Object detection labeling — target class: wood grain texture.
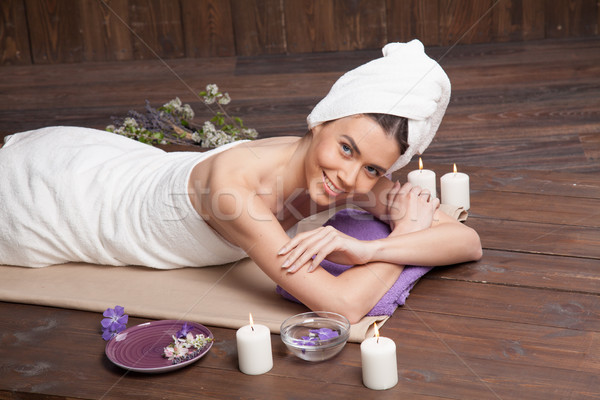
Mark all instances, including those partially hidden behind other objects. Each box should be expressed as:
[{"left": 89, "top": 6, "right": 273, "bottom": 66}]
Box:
[
  {"left": 439, "top": 0, "right": 494, "bottom": 45},
  {"left": 545, "top": 0, "right": 599, "bottom": 38},
  {"left": 332, "top": 0, "right": 387, "bottom": 51},
  {"left": 520, "top": 0, "right": 545, "bottom": 40},
  {"left": 25, "top": 0, "right": 84, "bottom": 64},
  {"left": 492, "top": 0, "right": 546, "bottom": 42},
  {"left": 428, "top": 249, "right": 600, "bottom": 294},
  {"left": 80, "top": 0, "right": 133, "bottom": 62},
  {"left": 386, "top": 0, "right": 440, "bottom": 45},
  {"left": 283, "top": 0, "right": 337, "bottom": 53},
  {"left": 0, "top": 0, "right": 32, "bottom": 65},
  {"left": 2, "top": 0, "right": 600, "bottom": 65},
  {"left": 180, "top": 0, "right": 236, "bottom": 57},
  {"left": 128, "top": 0, "right": 185, "bottom": 60},
  {"left": 2, "top": 300, "right": 599, "bottom": 399},
  {"left": 230, "top": 0, "right": 286, "bottom": 56},
  {"left": 285, "top": 0, "right": 371, "bottom": 54}
]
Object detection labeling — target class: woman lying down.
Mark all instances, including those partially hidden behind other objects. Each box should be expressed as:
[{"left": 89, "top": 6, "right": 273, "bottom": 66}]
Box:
[{"left": 0, "top": 40, "right": 481, "bottom": 324}]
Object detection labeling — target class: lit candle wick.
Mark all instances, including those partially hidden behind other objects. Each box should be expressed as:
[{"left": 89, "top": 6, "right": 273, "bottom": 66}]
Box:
[
  {"left": 249, "top": 312, "right": 255, "bottom": 331},
  {"left": 373, "top": 322, "right": 380, "bottom": 344}
]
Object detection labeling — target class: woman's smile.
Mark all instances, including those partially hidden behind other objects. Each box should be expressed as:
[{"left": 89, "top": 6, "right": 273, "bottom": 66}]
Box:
[{"left": 322, "top": 171, "right": 345, "bottom": 197}]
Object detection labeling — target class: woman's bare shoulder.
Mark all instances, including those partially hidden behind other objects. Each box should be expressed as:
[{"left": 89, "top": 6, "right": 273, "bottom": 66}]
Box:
[
  {"left": 208, "top": 136, "right": 300, "bottom": 178},
  {"left": 190, "top": 136, "right": 302, "bottom": 202}
]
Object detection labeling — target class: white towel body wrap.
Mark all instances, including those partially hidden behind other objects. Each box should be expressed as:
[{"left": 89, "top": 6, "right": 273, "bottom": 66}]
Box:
[{"left": 0, "top": 126, "right": 247, "bottom": 268}]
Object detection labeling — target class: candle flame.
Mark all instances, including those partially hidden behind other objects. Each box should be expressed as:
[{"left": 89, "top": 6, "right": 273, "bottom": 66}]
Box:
[
  {"left": 418, "top": 157, "right": 423, "bottom": 171},
  {"left": 453, "top": 163, "right": 457, "bottom": 174},
  {"left": 373, "top": 322, "right": 380, "bottom": 343},
  {"left": 249, "top": 312, "right": 254, "bottom": 331}
]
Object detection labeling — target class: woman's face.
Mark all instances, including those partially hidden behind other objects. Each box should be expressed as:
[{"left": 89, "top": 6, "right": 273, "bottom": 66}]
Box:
[{"left": 305, "top": 115, "right": 401, "bottom": 206}]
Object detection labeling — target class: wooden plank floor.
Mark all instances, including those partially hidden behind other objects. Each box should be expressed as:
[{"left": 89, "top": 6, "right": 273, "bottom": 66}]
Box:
[{"left": 0, "top": 37, "right": 599, "bottom": 399}]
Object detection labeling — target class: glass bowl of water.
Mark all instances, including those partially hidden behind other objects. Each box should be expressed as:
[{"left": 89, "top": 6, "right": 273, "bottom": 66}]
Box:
[{"left": 280, "top": 311, "right": 350, "bottom": 362}]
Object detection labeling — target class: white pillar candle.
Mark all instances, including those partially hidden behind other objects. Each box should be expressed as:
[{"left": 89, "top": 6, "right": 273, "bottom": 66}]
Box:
[
  {"left": 360, "top": 323, "right": 398, "bottom": 390},
  {"left": 440, "top": 163, "right": 470, "bottom": 210},
  {"left": 236, "top": 313, "right": 273, "bottom": 375},
  {"left": 407, "top": 157, "right": 436, "bottom": 197}
]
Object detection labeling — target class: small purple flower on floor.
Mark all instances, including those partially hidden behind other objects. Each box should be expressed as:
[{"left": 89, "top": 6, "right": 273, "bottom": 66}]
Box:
[{"left": 100, "top": 305, "right": 129, "bottom": 341}]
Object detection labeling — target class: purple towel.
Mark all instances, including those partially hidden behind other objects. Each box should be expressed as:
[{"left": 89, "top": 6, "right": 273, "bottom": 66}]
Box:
[{"left": 276, "top": 208, "right": 431, "bottom": 316}]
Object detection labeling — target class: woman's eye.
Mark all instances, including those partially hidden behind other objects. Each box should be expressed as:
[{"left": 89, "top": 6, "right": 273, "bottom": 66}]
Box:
[
  {"left": 341, "top": 143, "right": 352, "bottom": 155},
  {"left": 366, "top": 166, "right": 380, "bottom": 177}
]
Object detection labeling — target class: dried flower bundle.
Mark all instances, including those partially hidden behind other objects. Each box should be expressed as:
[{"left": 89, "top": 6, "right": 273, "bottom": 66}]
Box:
[{"left": 106, "top": 84, "right": 258, "bottom": 147}]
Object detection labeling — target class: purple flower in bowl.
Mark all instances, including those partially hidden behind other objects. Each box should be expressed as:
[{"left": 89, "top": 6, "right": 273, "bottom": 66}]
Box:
[{"left": 281, "top": 312, "right": 349, "bottom": 361}]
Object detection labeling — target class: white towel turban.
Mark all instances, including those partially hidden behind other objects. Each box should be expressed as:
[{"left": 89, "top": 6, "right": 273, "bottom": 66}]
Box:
[{"left": 307, "top": 39, "right": 451, "bottom": 173}]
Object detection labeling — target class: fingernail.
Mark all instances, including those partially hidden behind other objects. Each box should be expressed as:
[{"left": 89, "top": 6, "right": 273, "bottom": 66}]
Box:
[
  {"left": 277, "top": 247, "right": 287, "bottom": 255},
  {"left": 307, "top": 263, "right": 316, "bottom": 273},
  {"left": 281, "top": 259, "right": 290, "bottom": 269},
  {"left": 287, "top": 264, "right": 297, "bottom": 272}
]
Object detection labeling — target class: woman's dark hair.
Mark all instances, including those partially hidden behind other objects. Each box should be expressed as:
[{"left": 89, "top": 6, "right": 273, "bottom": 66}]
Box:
[
  {"left": 306, "top": 113, "right": 409, "bottom": 156},
  {"left": 364, "top": 113, "right": 409, "bottom": 156}
]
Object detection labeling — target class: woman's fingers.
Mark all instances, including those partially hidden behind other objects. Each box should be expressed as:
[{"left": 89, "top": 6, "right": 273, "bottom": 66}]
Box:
[
  {"left": 307, "top": 230, "right": 352, "bottom": 272},
  {"left": 386, "top": 181, "right": 401, "bottom": 204},
  {"left": 287, "top": 260, "right": 313, "bottom": 273},
  {"left": 280, "top": 225, "right": 368, "bottom": 274},
  {"left": 280, "top": 226, "right": 337, "bottom": 273},
  {"left": 389, "top": 182, "right": 440, "bottom": 235},
  {"left": 386, "top": 181, "right": 414, "bottom": 228},
  {"left": 388, "top": 182, "right": 412, "bottom": 207},
  {"left": 277, "top": 227, "right": 322, "bottom": 256}
]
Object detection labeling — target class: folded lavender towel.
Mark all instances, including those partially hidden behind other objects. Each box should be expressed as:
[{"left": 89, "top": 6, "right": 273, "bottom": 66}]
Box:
[{"left": 276, "top": 208, "right": 431, "bottom": 316}]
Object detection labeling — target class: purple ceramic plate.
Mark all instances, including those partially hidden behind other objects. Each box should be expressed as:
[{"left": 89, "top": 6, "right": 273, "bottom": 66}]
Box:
[{"left": 105, "top": 320, "right": 213, "bottom": 373}]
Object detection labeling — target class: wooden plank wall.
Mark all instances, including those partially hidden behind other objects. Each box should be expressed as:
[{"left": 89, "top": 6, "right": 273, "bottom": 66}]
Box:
[{"left": 1, "top": 0, "right": 599, "bottom": 66}]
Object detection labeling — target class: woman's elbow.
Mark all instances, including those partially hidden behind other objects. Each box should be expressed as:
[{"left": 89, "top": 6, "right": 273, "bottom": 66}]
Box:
[
  {"left": 303, "top": 290, "right": 366, "bottom": 325},
  {"left": 343, "top": 309, "right": 365, "bottom": 325},
  {"left": 453, "top": 224, "right": 482, "bottom": 263},
  {"left": 338, "top": 309, "right": 364, "bottom": 325},
  {"left": 472, "top": 244, "right": 483, "bottom": 261},
  {"left": 468, "top": 229, "right": 483, "bottom": 261},
  {"left": 336, "top": 293, "right": 371, "bottom": 325}
]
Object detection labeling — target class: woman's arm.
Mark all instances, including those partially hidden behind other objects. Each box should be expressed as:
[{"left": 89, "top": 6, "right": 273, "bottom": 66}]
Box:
[
  {"left": 199, "top": 183, "right": 403, "bottom": 324},
  {"left": 379, "top": 181, "right": 482, "bottom": 265},
  {"left": 279, "top": 181, "right": 482, "bottom": 273},
  {"left": 371, "top": 180, "right": 482, "bottom": 265},
  {"left": 370, "top": 212, "right": 482, "bottom": 266}
]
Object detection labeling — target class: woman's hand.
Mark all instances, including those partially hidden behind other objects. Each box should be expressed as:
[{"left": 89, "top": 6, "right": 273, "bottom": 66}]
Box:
[
  {"left": 278, "top": 182, "right": 440, "bottom": 274},
  {"left": 278, "top": 226, "right": 375, "bottom": 274},
  {"left": 387, "top": 181, "right": 440, "bottom": 236}
]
